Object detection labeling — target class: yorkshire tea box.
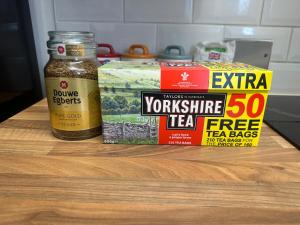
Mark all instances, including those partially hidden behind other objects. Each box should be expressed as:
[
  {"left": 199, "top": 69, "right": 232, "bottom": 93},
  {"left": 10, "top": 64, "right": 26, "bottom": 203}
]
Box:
[{"left": 98, "top": 61, "right": 272, "bottom": 146}]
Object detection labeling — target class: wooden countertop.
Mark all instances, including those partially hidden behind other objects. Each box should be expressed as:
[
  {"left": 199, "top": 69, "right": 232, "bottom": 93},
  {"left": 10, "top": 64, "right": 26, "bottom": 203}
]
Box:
[{"left": 0, "top": 99, "right": 299, "bottom": 224}]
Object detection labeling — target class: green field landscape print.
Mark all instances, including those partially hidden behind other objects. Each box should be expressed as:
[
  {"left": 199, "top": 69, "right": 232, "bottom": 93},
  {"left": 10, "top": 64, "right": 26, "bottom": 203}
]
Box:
[{"left": 98, "top": 61, "right": 160, "bottom": 144}]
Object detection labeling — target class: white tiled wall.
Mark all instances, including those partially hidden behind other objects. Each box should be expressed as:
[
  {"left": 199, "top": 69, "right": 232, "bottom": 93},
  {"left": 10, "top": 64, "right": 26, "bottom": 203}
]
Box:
[
  {"left": 193, "top": 0, "right": 264, "bottom": 25},
  {"left": 29, "top": 0, "right": 300, "bottom": 95},
  {"left": 90, "top": 23, "right": 157, "bottom": 53},
  {"left": 125, "top": 0, "right": 193, "bottom": 23},
  {"left": 224, "top": 26, "right": 292, "bottom": 61},
  {"left": 288, "top": 28, "right": 300, "bottom": 62},
  {"left": 269, "top": 63, "right": 300, "bottom": 95},
  {"left": 261, "top": 0, "right": 300, "bottom": 26},
  {"left": 157, "top": 24, "right": 224, "bottom": 53},
  {"left": 55, "top": 0, "right": 123, "bottom": 22}
]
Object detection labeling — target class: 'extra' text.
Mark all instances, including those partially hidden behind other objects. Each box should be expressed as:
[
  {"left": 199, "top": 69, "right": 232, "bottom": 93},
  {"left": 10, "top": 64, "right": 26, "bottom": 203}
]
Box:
[{"left": 212, "top": 72, "right": 267, "bottom": 89}]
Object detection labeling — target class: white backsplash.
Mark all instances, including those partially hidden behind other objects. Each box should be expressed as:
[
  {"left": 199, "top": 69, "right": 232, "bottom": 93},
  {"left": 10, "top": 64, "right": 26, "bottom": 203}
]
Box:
[
  {"left": 288, "top": 28, "right": 300, "bottom": 62},
  {"left": 55, "top": 0, "right": 123, "bottom": 22},
  {"left": 90, "top": 23, "right": 157, "bottom": 53},
  {"left": 193, "top": 0, "right": 264, "bottom": 25},
  {"left": 29, "top": 0, "right": 300, "bottom": 95},
  {"left": 261, "top": 0, "right": 300, "bottom": 26},
  {"left": 224, "top": 26, "right": 292, "bottom": 61},
  {"left": 125, "top": 0, "right": 193, "bottom": 23},
  {"left": 157, "top": 24, "right": 224, "bottom": 53}
]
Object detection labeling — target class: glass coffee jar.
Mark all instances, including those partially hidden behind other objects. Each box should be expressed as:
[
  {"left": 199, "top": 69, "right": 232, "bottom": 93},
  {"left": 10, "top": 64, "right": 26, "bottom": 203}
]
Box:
[{"left": 45, "top": 31, "right": 101, "bottom": 140}]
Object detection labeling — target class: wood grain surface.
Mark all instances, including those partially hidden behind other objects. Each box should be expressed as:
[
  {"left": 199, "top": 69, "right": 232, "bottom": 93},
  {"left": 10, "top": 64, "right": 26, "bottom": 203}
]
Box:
[{"left": 0, "top": 99, "right": 299, "bottom": 225}]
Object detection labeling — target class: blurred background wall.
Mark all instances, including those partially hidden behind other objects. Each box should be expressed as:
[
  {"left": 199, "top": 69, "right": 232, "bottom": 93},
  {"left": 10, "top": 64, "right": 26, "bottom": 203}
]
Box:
[{"left": 29, "top": 0, "right": 300, "bottom": 95}]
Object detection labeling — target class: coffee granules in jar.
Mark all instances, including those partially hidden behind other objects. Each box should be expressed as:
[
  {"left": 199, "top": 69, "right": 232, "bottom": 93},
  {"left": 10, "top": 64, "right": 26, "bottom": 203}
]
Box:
[{"left": 44, "top": 31, "right": 101, "bottom": 140}]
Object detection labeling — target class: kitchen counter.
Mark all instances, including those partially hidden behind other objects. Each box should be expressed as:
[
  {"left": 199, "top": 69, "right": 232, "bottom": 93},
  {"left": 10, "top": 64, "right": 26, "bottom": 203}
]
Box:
[{"left": 0, "top": 99, "right": 299, "bottom": 224}]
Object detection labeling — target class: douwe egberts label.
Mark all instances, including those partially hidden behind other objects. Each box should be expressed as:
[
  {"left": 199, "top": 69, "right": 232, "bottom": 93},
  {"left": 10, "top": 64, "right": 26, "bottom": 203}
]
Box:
[{"left": 46, "top": 77, "right": 101, "bottom": 131}]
